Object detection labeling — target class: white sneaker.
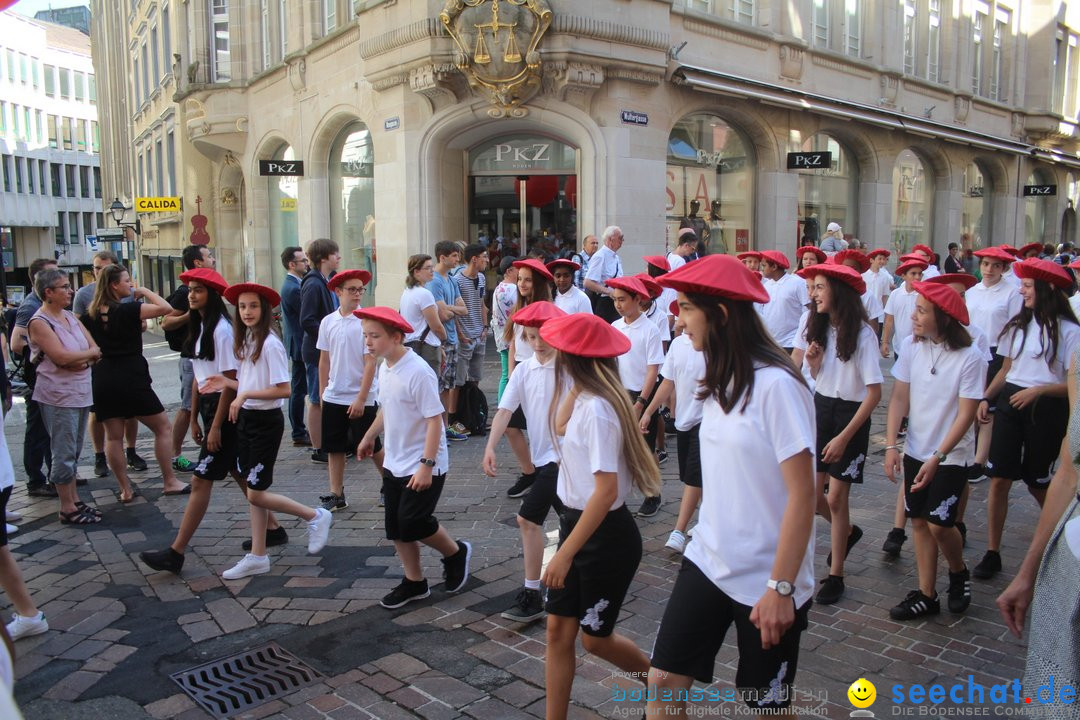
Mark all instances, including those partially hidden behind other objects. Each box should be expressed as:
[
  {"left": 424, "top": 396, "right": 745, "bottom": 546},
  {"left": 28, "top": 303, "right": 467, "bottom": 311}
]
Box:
[
  {"left": 5, "top": 524, "right": 16, "bottom": 536},
  {"left": 6, "top": 511, "right": 21, "bottom": 523},
  {"left": 222, "top": 554, "right": 270, "bottom": 580},
  {"left": 6, "top": 612, "right": 48, "bottom": 640},
  {"left": 665, "top": 530, "right": 687, "bottom": 553},
  {"left": 307, "top": 507, "right": 332, "bottom": 554}
]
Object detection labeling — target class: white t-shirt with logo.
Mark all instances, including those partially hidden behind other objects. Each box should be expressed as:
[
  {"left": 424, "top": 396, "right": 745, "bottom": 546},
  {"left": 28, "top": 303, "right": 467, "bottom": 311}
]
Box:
[
  {"left": 760, "top": 273, "right": 810, "bottom": 347},
  {"left": 498, "top": 354, "right": 560, "bottom": 466},
  {"left": 1001, "top": 318, "right": 1080, "bottom": 388},
  {"left": 892, "top": 336, "right": 986, "bottom": 465},
  {"left": 316, "top": 310, "right": 378, "bottom": 407},
  {"left": 400, "top": 286, "right": 441, "bottom": 347},
  {"left": 557, "top": 393, "right": 632, "bottom": 511},
  {"left": 612, "top": 314, "right": 664, "bottom": 393},
  {"left": 238, "top": 333, "right": 291, "bottom": 410},
  {"left": 966, "top": 280, "right": 1023, "bottom": 349},
  {"left": 884, "top": 285, "right": 919, "bottom": 348},
  {"left": 659, "top": 334, "right": 706, "bottom": 431},
  {"left": 685, "top": 366, "right": 817, "bottom": 607},
  {"left": 377, "top": 349, "right": 449, "bottom": 476},
  {"left": 193, "top": 319, "right": 238, "bottom": 389},
  {"left": 553, "top": 286, "right": 593, "bottom": 315},
  {"left": 810, "top": 323, "right": 883, "bottom": 402}
]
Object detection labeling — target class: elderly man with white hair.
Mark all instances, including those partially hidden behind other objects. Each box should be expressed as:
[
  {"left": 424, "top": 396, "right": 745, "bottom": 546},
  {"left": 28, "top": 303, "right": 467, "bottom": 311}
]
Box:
[{"left": 583, "top": 225, "right": 626, "bottom": 322}]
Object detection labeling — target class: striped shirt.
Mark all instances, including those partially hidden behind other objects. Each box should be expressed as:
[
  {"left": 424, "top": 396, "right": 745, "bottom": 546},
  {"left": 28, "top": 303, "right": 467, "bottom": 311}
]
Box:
[{"left": 455, "top": 270, "right": 487, "bottom": 340}]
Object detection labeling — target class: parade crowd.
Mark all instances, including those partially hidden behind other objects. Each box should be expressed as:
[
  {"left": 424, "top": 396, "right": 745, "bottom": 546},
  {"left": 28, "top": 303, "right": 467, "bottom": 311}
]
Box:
[{"left": 0, "top": 226, "right": 1077, "bottom": 720}]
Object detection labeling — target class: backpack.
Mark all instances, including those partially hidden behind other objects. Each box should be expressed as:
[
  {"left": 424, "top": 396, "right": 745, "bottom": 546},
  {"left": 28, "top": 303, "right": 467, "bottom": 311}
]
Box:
[
  {"left": 163, "top": 286, "right": 189, "bottom": 352},
  {"left": 456, "top": 382, "right": 489, "bottom": 436}
]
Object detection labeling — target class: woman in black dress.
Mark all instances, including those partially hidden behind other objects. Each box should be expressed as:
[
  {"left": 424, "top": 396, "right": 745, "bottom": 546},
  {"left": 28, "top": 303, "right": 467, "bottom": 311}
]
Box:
[{"left": 82, "top": 265, "right": 189, "bottom": 501}]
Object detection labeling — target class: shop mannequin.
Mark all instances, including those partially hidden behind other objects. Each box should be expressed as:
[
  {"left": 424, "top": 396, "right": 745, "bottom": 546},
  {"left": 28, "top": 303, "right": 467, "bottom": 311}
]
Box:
[
  {"left": 708, "top": 200, "right": 725, "bottom": 255},
  {"left": 680, "top": 200, "right": 709, "bottom": 258}
]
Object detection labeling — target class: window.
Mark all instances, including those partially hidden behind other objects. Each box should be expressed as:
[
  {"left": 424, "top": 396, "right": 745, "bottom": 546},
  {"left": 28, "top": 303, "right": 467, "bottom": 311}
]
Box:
[
  {"left": 961, "top": 162, "right": 991, "bottom": 250},
  {"left": 55, "top": 212, "right": 63, "bottom": 244},
  {"left": 162, "top": 8, "right": 171, "bottom": 74},
  {"left": 141, "top": 42, "right": 149, "bottom": 98},
  {"left": 990, "top": 6, "right": 1010, "bottom": 101},
  {"left": 88, "top": 74, "right": 96, "bottom": 104},
  {"left": 10, "top": 105, "right": 16, "bottom": 139},
  {"left": 927, "top": 0, "right": 941, "bottom": 82},
  {"left": 155, "top": 139, "right": 164, "bottom": 197},
  {"left": 730, "top": 0, "right": 754, "bottom": 24},
  {"left": 47, "top": 115, "right": 58, "bottom": 149},
  {"left": 67, "top": 211, "right": 77, "bottom": 242},
  {"left": 151, "top": 25, "right": 160, "bottom": 82},
  {"left": 22, "top": 107, "right": 30, "bottom": 142},
  {"left": 96, "top": 212, "right": 104, "bottom": 229},
  {"left": 74, "top": 71, "right": 85, "bottom": 102},
  {"left": 845, "top": 0, "right": 860, "bottom": 57},
  {"left": 147, "top": 146, "right": 154, "bottom": 195},
  {"left": 812, "top": 0, "right": 828, "bottom": 49},
  {"left": 892, "top": 149, "right": 934, "bottom": 254},
  {"left": 31, "top": 58, "right": 38, "bottom": 89},
  {"left": 65, "top": 164, "right": 75, "bottom": 197},
  {"left": 14, "top": 158, "right": 22, "bottom": 193},
  {"left": 795, "top": 133, "right": 859, "bottom": 247},
  {"left": 39, "top": 160, "right": 47, "bottom": 195},
  {"left": 83, "top": 212, "right": 93, "bottom": 241},
  {"left": 0, "top": 101, "right": 5, "bottom": 134},
  {"left": 80, "top": 166, "right": 90, "bottom": 198},
  {"left": 279, "top": 0, "right": 288, "bottom": 57},
  {"left": 973, "top": 2, "right": 987, "bottom": 95},
  {"left": 59, "top": 68, "right": 71, "bottom": 99},
  {"left": 137, "top": 153, "right": 145, "bottom": 196},
  {"left": 1025, "top": 170, "right": 1054, "bottom": 245},
  {"left": 903, "top": 0, "right": 917, "bottom": 75},
  {"left": 324, "top": 0, "right": 336, "bottom": 34},
  {"left": 166, "top": 130, "right": 176, "bottom": 194},
  {"left": 35, "top": 111, "right": 42, "bottom": 144},
  {"left": 62, "top": 117, "right": 73, "bottom": 150},
  {"left": 261, "top": 0, "right": 270, "bottom": 71},
  {"left": 5, "top": 50, "right": 13, "bottom": 82},
  {"left": 93, "top": 166, "right": 101, "bottom": 199},
  {"left": 329, "top": 123, "right": 379, "bottom": 299},
  {"left": 211, "top": 0, "right": 231, "bottom": 82},
  {"left": 0, "top": 156, "right": 9, "bottom": 193},
  {"left": 50, "top": 162, "right": 61, "bottom": 196},
  {"left": 133, "top": 57, "right": 140, "bottom": 103},
  {"left": 91, "top": 121, "right": 99, "bottom": 153},
  {"left": 27, "top": 160, "right": 35, "bottom": 194},
  {"left": 19, "top": 54, "right": 27, "bottom": 84},
  {"left": 77, "top": 119, "right": 87, "bottom": 150},
  {"left": 44, "top": 64, "right": 55, "bottom": 96}
]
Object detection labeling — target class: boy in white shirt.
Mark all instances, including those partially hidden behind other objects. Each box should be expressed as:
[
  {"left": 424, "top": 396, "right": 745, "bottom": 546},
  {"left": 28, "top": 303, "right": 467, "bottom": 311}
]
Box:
[
  {"left": 881, "top": 259, "right": 928, "bottom": 359},
  {"left": 317, "top": 270, "right": 384, "bottom": 512},
  {"left": 864, "top": 249, "right": 895, "bottom": 309}
]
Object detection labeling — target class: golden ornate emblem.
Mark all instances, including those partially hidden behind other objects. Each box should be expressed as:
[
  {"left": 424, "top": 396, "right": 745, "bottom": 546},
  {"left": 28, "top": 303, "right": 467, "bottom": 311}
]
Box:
[{"left": 440, "top": 0, "right": 553, "bottom": 116}]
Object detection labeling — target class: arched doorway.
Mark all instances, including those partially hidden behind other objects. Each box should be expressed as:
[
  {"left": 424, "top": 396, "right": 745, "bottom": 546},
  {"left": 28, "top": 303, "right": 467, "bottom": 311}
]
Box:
[
  {"left": 267, "top": 143, "right": 299, "bottom": 290},
  {"left": 961, "top": 161, "right": 992, "bottom": 250},
  {"left": 329, "top": 121, "right": 377, "bottom": 304},
  {"left": 467, "top": 133, "right": 578, "bottom": 259},
  {"left": 1025, "top": 168, "right": 1055, "bottom": 246},
  {"left": 795, "top": 133, "right": 859, "bottom": 247},
  {"left": 891, "top": 148, "right": 934, "bottom": 255}
]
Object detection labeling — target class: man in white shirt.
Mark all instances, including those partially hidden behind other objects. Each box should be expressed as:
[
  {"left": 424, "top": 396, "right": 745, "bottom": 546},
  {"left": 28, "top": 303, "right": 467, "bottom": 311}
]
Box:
[
  {"left": 758, "top": 250, "right": 809, "bottom": 351},
  {"left": 583, "top": 225, "right": 625, "bottom": 323},
  {"left": 666, "top": 229, "right": 697, "bottom": 271}
]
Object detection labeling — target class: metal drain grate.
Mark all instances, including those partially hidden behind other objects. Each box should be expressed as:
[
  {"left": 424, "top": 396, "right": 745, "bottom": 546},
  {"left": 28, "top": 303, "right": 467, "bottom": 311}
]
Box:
[{"left": 171, "top": 642, "right": 324, "bottom": 718}]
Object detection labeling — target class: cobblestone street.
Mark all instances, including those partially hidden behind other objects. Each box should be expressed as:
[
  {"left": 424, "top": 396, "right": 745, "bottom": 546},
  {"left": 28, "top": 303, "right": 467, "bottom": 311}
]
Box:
[{"left": 3, "top": 337, "right": 1038, "bottom": 719}]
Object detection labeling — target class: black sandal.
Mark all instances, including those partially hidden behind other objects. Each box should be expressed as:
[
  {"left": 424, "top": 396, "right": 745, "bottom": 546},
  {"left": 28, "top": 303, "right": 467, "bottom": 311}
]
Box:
[
  {"left": 75, "top": 502, "right": 102, "bottom": 517},
  {"left": 59, "top": 507, "right": 103, "bottom": 525}
]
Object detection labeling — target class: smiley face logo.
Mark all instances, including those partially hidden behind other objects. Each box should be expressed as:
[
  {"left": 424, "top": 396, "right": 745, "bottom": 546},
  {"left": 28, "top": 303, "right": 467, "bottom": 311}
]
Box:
[{"left": 848, "top": 678, "right": 876, "bottom": 708}]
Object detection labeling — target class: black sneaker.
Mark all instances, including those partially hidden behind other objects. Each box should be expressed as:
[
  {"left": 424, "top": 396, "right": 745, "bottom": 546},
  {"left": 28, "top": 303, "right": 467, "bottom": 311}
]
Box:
[
  {"left": 126, "top": 449, "right": 148, "bottom": 471},
  {"left": 636, "top": 496, "right": 662, "bottom": 518},
  {"left": 501, "top": 588, "right": 545, "bottom": 623},
  {"left": 94, "top": 452, "right": 110, "bottom": 478},
  {"left": 507, "top": 473, "right": 535, "bottom": 498},
  {"left": 890, "top": 589, "right": 940, "bottom": 620},
  {"left": 973, "top": 550, "right": 1001, "bottom": 579},
  {"left": 956, "top": 521, "right": 968, "bottom": 548},
  {"left": 947, "top": 567, "right": 972, "bottom": 613},
  {"left": 656, "top": 450, "right": 668, "bottom": 466},
  {"left": 380, "top": 579, "right": 430, "bottom": 609},
  {"left": 242, "top": 527, "right": 289, "bottom": 551},
  {"left": 310, "top": 449, "right": 328, "bottom": 464},
  {"left": 442, "top": 540, "right": 472, "bottom": 593},
  {"left": 26, "top": 483, "right": 58, "bottom": 498},
  {"left": 882, "top": 528, "right": 906, "bottom": 558},
  {"left": 320, "top": 494, "right": 348, "bottom": 512},
  {"left": 139, "top": 548, "right": 184, "bottom": 574},
  {"left": 75, "top": 477, "right": 88, "bottom": 487},
  {"left": 815, "top": 575, "right": 845, "bottom": 605},
  {"left": 826, "top": 524, "right": 863, "bottom": 566}
]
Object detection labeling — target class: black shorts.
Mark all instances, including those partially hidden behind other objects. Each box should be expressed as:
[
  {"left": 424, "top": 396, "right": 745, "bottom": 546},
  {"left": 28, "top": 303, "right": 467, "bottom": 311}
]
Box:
[
  {"left": 321, "top": 401, "right": 382, "bottom": 455},
  {"left": 507, "top": 405, "right": 527, "bottom": 430},
  {"left": 985, "top": 350, "right": 1005, "bottom": 410},
  {"left": 193, "top": 393, "right": 239, "bottom": 482},
  {"left": 382, "top": 470, "right": 447, "bottom": 543},
  {"left": 676, "top": 425, "right": 702, "bottom": 488},
  {"left": 626, "top": 387, "right": 659, "bottom": 450},
  {"left": 902, "top": 455, "right": 967, "bottom": 527},
  {"left": 518, "top": 462, "right": 563, "bottom": 526},
  {"left": 0, "top": 487, "right": 11, "bottom": 547},
  {"left": 814, "top": 393, "right": 871, "bottom": 484},
  {"left": 236, "top": 408, "right": 284, "bottom": 492},
  {"left": 545, "top": 505, "right": 641, "bottom": 638},
  {"left": 989, "top": 383, "right": 1067, "bottom": 488},
  {"left": 650, "top": 558, "right": 811, "bottom": 709}
]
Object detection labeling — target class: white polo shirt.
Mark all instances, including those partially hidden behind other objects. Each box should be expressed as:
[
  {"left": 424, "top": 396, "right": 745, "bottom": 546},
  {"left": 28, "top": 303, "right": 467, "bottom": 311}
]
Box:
[
  {"left": 660, "top": 334, "right": 705, "bottom": 430},
  {"left": 922, "top": 265, "right": 941, "bottom": 280},
  {"left": 759, "top": 273, "right": 810, "bottom": 347},
  {"left": 316, "top": 310, "right": 378, "bottom": 407},
  {"left": 556, "top": 393, "right": 632, "bottom": 511},
  {"left": 862, "top": 268, "right": 894, "bottom": 301},
  {"left": 862, "top": 290, "right": 884, "bottom": 323},
  {"left": 400, "top": 286, "right": 441, "bottom": 347},
  {"left": 1002, "top": 267, "right": 1021, "bottom": 288},
  {"left": 553, "top": 286, "right": 593, "bottom": 315},
  {"left": 667, "top": 252, "right": 687, "bottom": 271},
  {"left": 611, "top": 314, "right": 664, "bottom": 393},
  {"left": 884, "top": 285, "right": 919, "bottom": 348},
  {"left": 892, "top": 335, "right": 986, "bottom": 465},
  {"left": 810, "top": 323, "right": 883, "bottom": 402},
  {"left": 658, "top": 287, "right": 679, "bottom": 317},
  {"left": 193, "top": 319, "right": 238, "bottom": 389},
  {"left": 377, "top": 349, "right": 449, "bottom": 476},
  {"left": 966, "top": 280, "right": 1023, "bottom": 349},
  {"left": 498, "top": 354, "right": 561, "bottom": 466},
  {"left": 513, "top": 321, "right": 534, "bottom": 362},
  {"left": 238, "top": 334, "right": 290, "bottom": 410},
  {"left": 645, "top": 302, "right": 671, "bottom": 343},
  {"left": 1001, "top": 318, "right": 1080, "bottom": 388},
  {"left": 685, "top": 366, "right": 817, "bottom": 607}
]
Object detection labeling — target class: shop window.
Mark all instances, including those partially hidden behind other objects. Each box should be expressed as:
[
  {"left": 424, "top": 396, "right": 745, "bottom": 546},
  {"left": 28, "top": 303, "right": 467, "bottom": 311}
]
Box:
[
  {"left": 329, "top": 122, "right": 376, "bottom": 302},
  {"left": 795, "top": 133, "right": 858, "bottom": 247},
  {"left": 961, "top": 162, "right": 992, "bottom": 250},
  {"left": 1025, "top": 169, "right": 1054, "bottom": 247},
  {"left": 267, "top": 143, "right": 300, "bottom": 291},
  {"left": 891, "top": 148, "right": 934, "bottom": 255}
]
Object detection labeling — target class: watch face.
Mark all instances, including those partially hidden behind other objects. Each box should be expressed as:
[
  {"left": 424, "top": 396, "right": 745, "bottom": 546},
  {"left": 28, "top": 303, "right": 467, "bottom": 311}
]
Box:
[{"left": 776, "top": 581, "right": 793, "bottom": 596}]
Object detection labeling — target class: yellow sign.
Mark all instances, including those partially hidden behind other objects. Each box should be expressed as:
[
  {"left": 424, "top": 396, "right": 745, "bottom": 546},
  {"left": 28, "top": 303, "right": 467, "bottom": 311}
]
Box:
[
  {"left": 280, "top": 197, "right": 297, "bottom": 211},
  {"left": 135, "top": 197, "right": 182, "bottom": 213}
]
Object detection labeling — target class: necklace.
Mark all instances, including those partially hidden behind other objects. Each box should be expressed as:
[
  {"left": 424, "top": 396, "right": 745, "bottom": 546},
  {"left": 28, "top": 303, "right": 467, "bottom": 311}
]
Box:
[{"left": 928, "top": 342, "right": 942, "bottom": 375}]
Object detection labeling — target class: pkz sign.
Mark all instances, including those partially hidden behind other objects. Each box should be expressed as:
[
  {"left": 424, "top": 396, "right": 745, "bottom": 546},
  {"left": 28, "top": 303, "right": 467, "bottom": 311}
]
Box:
[
  {"left": 1023, "top": 185, "right": 1057, "bottom": 197},
  {"left": 259, "top": 160, "right": 305, "bottom": 177},
  {"left": 787, "top": 152, "right": 833, "bottom": 170}
]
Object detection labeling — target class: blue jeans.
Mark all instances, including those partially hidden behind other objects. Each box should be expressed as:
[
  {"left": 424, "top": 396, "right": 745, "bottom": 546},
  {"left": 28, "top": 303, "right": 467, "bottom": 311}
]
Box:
[
  {"left": 289, "top": 358, "right": 308, "bottom": 439},
  {"left": 23, "top": 397, "right": 52, "bottom": 487}
]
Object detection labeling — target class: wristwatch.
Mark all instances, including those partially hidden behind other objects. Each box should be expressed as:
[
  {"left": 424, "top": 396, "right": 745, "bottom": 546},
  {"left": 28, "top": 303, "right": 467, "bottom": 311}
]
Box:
[
  {"left": 767, "top": 579, "right": 794, "bottom": 597},
  {"left": 932, "top": 450, "right": 948, "bottom": 463},
  {"left": 418, "top": 457, "right": 436, "bottom": 468}
]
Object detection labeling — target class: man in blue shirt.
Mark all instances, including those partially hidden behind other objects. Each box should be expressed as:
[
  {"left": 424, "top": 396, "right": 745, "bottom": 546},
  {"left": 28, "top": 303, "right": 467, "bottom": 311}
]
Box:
[{"left": 427, "top": 241, "right": 469, "bottom": 441}]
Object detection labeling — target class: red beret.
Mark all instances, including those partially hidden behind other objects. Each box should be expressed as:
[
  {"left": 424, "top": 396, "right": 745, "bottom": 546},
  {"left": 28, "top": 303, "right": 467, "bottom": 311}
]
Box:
[
  {"left": 1069, "top": 258, "right": 1080, "bottom": 270},
  {"left": 1012, "top": 258, "right": 1074, "bottom": 290},
  {"left": 607, "top": 275, "right": 651, "bottom": 299},
  {"left": 633, "top": 273, "right": 664, "bottom": 299},
  {"left": 796, "top": 263, "right": 867, "bottom": 295},
  {"left": 328, "top": 269, "right": 372, "bottom": 291},
  {"left": 179, "top": 268, "right": 228, "bottom": 296},
  {"left": 669, "top": 299, "right": 680, "bottom": 316},
  {"left": 912, "top": 244, "right": 934, "bottom": 257},
  {"left": 1018, "top": 242, "right": 1043, "bottom": 257},
  {"left": 540, "top": 312, "right": 631, "bottom": 359},
  {"left": 899, "top": 253, "right": 926, "bottom": 263},
  {"left": 973, "top": 247, "right": 1016, "bottom": 264},
  {"left": 510, "top": 300, "right": 566, "bottom": 328},
  {"left": 797, "top": 246, "right": 827, "bottom": 264},
  {"left": 737, "top": 251, "right": 763, "bottom": 261},
  {"left": 353, "top": 306, "right": 413, "bottom": 335},
  {"left": 832, "top": 250, "right": 870, "bottom": 273},
  {"left": 657, "top": 254, "right": 769, "bottom": 303},
  {"left": 546, "top": 259, "right": 581, "bottom": 273},
  {"left": 759, "top": 250, "right": 790, "bottom": 269},
  {"left": 866, "top": 249, "right": 891, "bottom": 259},
  {"left": 912, "top": 281, "right": 970, "bottom": 325},
  {"left": 896, "top": 259, "right": 929, "bottom": 276},
  {"left": 224, "top": 283, "right": 281, "bottom": 308},
  {"left": 643, "top": 256, "right": 670, "bottom": 272},
  {"left": 512, "top": 258, "right": 554, "bottom": 283},
  {"left": 999, "top": 244, "right": 1020, "bottom": 257},
  {"left": 926, "top": 273, "right": 977, "bottom": 290}
]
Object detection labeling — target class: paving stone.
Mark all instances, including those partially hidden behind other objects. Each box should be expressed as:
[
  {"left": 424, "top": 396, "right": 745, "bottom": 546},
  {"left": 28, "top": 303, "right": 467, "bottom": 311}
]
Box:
[
  {"left": 41, "top": 669, "right": 103, "bottom": 701},
  {"left": 144, "top": 692, "right": 198, "bottom": 719},
  {"left": 206, "top": 597, "right": 258, "bottom": 633},
  {"left": 372, "top": 653, "right": 431, "bottom": 680},
  {"left": 409, "top": 675, "right": 485, "bottom": 709}
]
